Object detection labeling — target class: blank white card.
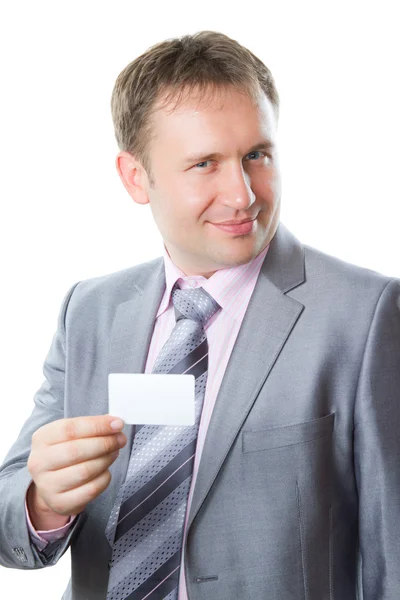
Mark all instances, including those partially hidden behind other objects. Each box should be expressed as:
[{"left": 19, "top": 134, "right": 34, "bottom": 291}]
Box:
[{"left": 108, "top": 373, "right": 195, "bottom": 426}]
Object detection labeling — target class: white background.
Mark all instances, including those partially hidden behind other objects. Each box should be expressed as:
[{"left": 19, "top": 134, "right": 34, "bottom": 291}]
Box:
[{"left": 0, "top": 1, "right": 399, "bottom": 597}]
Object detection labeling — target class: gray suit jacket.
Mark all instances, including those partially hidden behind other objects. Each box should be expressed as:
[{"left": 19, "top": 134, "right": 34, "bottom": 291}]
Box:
[{"left": 1, "top": 223, "right": 400, "bottom": 600}]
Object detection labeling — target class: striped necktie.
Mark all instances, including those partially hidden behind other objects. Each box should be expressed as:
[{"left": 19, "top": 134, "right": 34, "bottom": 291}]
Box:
[{"left": 105, "top": 283, "right": 220, "bottom": 600}]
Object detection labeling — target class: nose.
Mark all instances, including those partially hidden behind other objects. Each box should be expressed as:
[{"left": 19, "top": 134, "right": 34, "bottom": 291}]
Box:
[{"left": 218, "top": 162, "right": 256, "bottom": 210}]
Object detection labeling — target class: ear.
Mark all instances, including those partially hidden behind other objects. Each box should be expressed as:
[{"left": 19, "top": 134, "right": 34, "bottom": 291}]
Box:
[{"left": 115, "top": 151, "right": 150, "bottom": 205}]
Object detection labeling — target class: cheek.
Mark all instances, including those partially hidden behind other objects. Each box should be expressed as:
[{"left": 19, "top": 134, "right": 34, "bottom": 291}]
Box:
[
  {"left": 155, "top": 192, "right": 202, "bottom": 238},
  {"left": 254, "top": 168, "right": 280, "bottom": 199},
  {"left": 269, "top": 170, "right": 282, "bottom": 199},
  {"left": 173, "top": 177, "right": 214, "bottom": 218}
]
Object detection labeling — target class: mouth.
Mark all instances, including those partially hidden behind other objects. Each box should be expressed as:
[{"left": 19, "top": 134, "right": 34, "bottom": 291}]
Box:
[{"left": 211, "top": 217, "right": 256, "bottom": 235}]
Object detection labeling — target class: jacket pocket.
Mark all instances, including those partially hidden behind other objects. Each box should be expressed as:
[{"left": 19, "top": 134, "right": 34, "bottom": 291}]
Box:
[{"left": 242, "top": 412, "right": 335, "bottom": 453}]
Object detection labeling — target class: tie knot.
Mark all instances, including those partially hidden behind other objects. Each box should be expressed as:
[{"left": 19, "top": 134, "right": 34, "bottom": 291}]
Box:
[{"left": 172, "top": 284, "right": 220, "bottom": 327}]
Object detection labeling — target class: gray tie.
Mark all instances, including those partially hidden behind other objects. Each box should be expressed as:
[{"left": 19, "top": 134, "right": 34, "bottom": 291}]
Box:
[{"left": 105, "top": 283, "right": 220, "bottom": 600}]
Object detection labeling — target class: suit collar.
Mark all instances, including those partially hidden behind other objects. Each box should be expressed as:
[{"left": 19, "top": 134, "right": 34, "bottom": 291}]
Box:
[{"left": 262, "top": 221, "right": 305, "bottom": 293}]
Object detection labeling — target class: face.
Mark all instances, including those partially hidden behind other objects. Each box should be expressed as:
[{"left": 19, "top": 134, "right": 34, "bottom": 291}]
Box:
[{"left": 117, "top": 85, "right": 282, "bottom": 277}]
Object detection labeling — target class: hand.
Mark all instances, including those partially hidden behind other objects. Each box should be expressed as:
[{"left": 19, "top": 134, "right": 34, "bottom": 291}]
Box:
[{"left": 27, "top": 415, "right": 127, "bottom": 529}]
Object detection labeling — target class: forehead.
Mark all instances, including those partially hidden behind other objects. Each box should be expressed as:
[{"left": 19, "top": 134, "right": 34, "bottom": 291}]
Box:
[{"left": 151, "top": 85, "right": 277, "bottom": 137}]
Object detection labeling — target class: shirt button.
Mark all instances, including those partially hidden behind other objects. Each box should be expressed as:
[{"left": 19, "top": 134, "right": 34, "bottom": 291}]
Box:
[{"left": 188, "top": 279, "right": 197, "bottom": 288}]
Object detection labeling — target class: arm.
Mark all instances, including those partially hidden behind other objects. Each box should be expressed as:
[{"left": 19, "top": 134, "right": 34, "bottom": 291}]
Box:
[
  {"left": 0, "top": 281, "right": 84, "bottom": 569},
  {"left": 354, "top": 278, "right": 400, "bottom": 599}
]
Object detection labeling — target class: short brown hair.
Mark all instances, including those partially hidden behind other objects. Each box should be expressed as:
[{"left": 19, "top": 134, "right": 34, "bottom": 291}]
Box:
[{"left": 111, "top": 30, "right": 280, "bottom": 184}]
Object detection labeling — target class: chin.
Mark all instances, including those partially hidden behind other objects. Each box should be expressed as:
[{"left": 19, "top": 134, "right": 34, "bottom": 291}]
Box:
[{"left": 215, "top": 247, "right": 259, "bottom": 269}]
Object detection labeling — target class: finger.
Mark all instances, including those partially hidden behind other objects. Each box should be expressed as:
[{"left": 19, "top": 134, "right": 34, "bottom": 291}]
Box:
[
  {"left": 33, "top": 415, "right": 125, "bottom": 446},
  {"left": 49, "top": 470, "right": 112, "bottom": 516},
  {"left": 46, "top": 451, "right": 120, "bottom": 494},
  {"left": 42, "top": 433, "right": 126, "bottom": 471}
]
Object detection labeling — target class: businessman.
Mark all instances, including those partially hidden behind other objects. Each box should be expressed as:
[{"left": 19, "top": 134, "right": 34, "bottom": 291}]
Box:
[{"left": 1, "top": 30, "right": 400, "bottom": 600}]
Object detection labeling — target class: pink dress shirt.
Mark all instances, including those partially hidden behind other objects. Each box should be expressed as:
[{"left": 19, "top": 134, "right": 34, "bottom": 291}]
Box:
[{"left": 26, "top": 242, "right": 270, "bottom": 599}]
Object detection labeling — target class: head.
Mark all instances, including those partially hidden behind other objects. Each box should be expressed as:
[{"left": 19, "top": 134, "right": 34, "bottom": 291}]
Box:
[{"left": 112, "top": 31, "right": 282, "bottom": 277}]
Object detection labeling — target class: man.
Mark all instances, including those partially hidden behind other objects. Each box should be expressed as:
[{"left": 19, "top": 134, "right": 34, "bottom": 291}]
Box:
[{"left": 0, "top": 30, "right": 399, "bottom": 600}]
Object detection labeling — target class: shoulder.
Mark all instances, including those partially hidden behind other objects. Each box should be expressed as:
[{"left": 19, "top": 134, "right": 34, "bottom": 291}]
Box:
[
  {"left": 302, "top": 242, "right": 399, "bottom": 300},
  {"left": 285, "top": 238, "right": 400, "bottom": 332},
  {"left": 288, "top": 241, "right": 400, "bottom": 356},
  {"left": 61, "top": 256, "right": 164, "bottom": 317}
]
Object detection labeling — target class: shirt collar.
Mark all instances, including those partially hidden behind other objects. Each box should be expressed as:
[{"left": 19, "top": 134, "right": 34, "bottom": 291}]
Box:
[{"left": 156, "top": 242, "right": 270, "bottom": 322}]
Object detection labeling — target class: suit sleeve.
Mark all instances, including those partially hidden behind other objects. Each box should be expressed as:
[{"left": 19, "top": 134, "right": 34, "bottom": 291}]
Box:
[
  {"left": 354, "top": 278, "right": 400, "bottom": 598},
  {"left": 0, "top": 281, "right": 85, "bottom": 569},
  {"left": 25, "top": 492, "right": 77, "bottom": 551}
]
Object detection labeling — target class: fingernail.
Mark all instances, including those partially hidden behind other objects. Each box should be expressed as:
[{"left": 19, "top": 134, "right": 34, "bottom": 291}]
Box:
[{"left": 110, "top": 419, "right": 124, "bottom": 430}]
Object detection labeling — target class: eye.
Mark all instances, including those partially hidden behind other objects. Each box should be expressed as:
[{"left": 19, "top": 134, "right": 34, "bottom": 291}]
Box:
[
  {"left": 194, "top": 160, "right": 212, "bottom": 169},
  {"left": 244, "top": 151, "right": 267, "bottom": 161}
]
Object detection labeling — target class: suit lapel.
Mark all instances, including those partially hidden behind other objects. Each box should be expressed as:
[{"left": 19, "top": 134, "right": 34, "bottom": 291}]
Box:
[{"left": 186, "top": 223, "right": 306, "bottom": 532}]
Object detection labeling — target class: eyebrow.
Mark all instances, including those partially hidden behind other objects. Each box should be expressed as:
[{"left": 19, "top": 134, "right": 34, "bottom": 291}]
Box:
[{"left": 182, "top": 139, "right": 275, "bottom": 166}]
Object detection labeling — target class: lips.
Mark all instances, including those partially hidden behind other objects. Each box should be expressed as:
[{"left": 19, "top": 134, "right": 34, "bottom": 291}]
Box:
[
  {"left": 216, "top": 217, "right": 255, "bottom": 226},
  {"left": 211, "top": 218, "right": 256, "bottom": 235}
]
